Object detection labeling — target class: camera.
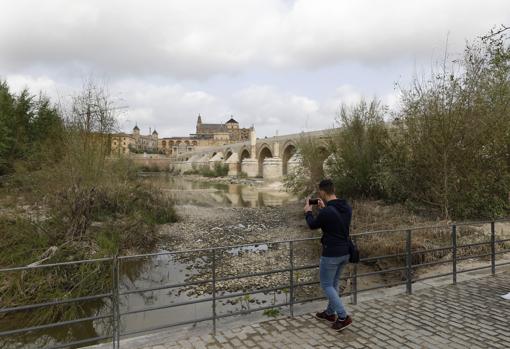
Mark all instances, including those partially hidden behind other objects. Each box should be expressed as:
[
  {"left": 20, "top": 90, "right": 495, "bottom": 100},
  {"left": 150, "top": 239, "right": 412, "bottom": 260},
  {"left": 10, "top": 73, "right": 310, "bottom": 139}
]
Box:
[{"left": 308, "top": 198, "right": 319, "bottom": 205}]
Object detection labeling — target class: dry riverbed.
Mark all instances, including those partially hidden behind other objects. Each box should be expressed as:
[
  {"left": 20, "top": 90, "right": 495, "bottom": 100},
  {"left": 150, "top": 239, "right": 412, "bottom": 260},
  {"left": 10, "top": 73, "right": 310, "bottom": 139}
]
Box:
[{"left": 155, "top": 183, "right": 510, "bottom": 299}]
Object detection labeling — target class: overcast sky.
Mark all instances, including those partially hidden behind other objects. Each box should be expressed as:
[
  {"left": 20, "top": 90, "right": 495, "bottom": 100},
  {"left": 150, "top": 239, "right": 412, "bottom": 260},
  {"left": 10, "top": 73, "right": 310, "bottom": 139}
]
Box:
[{"left": 1, "top": 0, "right": 509, "bottom": 138}]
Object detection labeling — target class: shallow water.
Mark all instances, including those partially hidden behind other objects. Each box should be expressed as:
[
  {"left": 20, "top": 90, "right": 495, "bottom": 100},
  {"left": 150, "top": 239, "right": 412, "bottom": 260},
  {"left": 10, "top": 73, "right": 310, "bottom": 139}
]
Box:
[
  {"left": 3, "top": 175, "right": 298, "bottom": 348},
  {"left": 141, "top": 174, "right": 297, "bottom": 208}
]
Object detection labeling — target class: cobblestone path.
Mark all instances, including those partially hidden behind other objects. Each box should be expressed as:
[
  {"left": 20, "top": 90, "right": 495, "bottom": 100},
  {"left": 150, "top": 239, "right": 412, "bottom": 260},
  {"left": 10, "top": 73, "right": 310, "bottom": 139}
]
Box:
[{"left": 134, "top": 272, "right": 510, "bottom": 349}]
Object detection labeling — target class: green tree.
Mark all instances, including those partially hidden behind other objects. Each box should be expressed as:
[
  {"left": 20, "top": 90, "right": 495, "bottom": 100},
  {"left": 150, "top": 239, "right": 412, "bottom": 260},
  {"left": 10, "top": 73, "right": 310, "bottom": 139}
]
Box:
[
  {"left": 327, "top": 99, "right": 389, "bottom": 198},
  {"left": 0, "top": 81, "right": 64, "bottom": 175},
  {"left": 383, "top": 28, "right": 510, "bottom": 219}
]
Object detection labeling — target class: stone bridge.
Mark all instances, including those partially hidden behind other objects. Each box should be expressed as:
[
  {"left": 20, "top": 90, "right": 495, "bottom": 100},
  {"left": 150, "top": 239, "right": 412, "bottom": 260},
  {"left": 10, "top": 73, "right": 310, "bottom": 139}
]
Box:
[{"left": 170, "top": 129, "right": 332, "bottom": 180}]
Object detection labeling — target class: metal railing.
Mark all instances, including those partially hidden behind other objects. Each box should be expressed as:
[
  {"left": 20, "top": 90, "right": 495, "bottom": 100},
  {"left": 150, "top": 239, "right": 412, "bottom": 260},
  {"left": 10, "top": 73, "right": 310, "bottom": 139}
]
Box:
[{"left": 1, "top": 219, "right": 510, "bottom": 348}]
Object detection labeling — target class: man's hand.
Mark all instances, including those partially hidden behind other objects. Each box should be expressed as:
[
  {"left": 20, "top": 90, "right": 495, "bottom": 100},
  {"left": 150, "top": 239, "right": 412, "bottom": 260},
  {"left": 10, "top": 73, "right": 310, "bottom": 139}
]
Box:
[
  {"left": 304, "top": 196, "right": 312, "bottom": 213},
  {"left": 317, "top": 198, "right": 325, "bottom": 209}
]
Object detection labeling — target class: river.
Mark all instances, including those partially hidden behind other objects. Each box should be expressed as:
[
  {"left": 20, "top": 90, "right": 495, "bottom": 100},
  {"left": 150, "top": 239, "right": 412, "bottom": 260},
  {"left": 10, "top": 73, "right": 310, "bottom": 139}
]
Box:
[{"left": 3, "top": 175, "right": 301, "bottom": 349}]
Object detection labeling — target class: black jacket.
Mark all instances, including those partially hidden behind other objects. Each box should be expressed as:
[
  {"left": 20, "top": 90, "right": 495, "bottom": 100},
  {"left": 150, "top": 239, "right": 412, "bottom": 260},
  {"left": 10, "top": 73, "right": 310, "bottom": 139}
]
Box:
[{"left": 305, "top": 199, "right": 352, "bottom": 257}]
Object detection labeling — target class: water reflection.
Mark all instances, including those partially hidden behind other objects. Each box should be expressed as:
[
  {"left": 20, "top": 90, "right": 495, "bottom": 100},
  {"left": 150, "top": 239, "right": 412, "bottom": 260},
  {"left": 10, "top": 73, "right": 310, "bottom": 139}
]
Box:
[
  {"left": 3, "top": 175, "right": 300, "bottom": 348},
  {"left": 141, "top": 175, "right": 297, "bottom": 207}
]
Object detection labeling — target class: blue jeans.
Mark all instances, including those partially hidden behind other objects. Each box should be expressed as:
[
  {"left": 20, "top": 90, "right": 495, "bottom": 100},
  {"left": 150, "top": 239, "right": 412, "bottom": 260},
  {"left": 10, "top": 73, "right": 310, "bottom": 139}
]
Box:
[{"left": 319, "top": 254, "right": 350, "bottom": 319}]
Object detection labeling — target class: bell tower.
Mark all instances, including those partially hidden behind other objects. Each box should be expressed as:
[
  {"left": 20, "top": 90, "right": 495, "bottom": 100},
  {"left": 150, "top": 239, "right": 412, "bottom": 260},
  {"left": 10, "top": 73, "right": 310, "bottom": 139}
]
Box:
[{"left": 196, "top": 114, "right": 202, "bottom": 134}]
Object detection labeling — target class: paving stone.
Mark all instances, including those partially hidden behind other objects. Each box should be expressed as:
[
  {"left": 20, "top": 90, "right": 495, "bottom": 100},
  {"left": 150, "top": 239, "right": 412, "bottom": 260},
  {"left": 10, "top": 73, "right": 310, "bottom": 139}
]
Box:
[{"left": 110, "top": 271, "right": 510, "bottom": 349}]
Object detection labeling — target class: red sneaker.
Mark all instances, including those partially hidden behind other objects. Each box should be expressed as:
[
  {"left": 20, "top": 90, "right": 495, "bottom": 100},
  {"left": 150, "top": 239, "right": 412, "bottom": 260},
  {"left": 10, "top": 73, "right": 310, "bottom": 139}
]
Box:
[
  {"left": 315, "top": 311, "right": 337, "bottom": 323},
  {"left": 332, "top": 315, "right": 352, "bottom": 331}
]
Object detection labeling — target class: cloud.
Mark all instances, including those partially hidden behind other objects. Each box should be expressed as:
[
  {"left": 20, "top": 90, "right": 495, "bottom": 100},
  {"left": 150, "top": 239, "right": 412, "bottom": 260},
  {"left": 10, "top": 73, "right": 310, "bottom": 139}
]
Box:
[
  {"left": 5, "top": 74, "right": 358, "bottom": 138},
  {"left": 1, "top": 0, "right": 508, "bottom": 78},
  {"left": 2, "top": 1, "right": 508, "bottom": 138},
  {"left": 231, "top": 85, "right": 321, "bottom": 135},
  {"left": 5, "top": 74, "right": 60, "bottom": 99},
  {"left": 107, "top": 80, "right": 227, "bottom": 137}
]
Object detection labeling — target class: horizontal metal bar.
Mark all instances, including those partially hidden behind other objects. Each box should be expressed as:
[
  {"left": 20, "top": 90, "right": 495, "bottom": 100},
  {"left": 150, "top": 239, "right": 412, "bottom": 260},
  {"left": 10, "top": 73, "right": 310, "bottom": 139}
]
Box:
[
  {"left": 457, "top": 241, "right": 491, "bottom": 249},
  {"left": 215, "top": 285, "right": 291, "bottom": 302},
  {"left": 0, "top": 257, "right": 113, "bottom": 273},
  {"left": 296, "top": 295, "right": 327, "bottom": 304},
  {"left": 120, "top": 249, "right": 208, "bottom": 260},
  {"left": 119, "top": 240, "right": 297, "bottom": 261},
  {"left": 3, "top": 220, "right": 504, "bottom": 271},
  {"left": 296, "top": 281, "right": 394, "bottom": 303},
  {"left": 0, "top": 293, "right": 113, "bottom": 314},
  {"left": 217, "top": 267, "right": 290, "bottom": 282},
  {"left": 410, "top": 246, "right": 453, "bottom": 256},
  {"left": 353, "top": 224, "right": 450, "bottom": 236},
  {"left": 293, "top": 280, "right": 320, "bottom": 288},
  {"left": 357, "top": 280, "right": 408, "bottom": 293},
  {"left": 119, "top": 279, "right": 212, "bottom": 296},
  {"left": 495, "top": 249, "right": 510, "bottom": 255},
  {"left": 413, "top": 272, "right": 454, "bottom": 283},
  {"left": 454, "top": 219, "right": 510, "bottom": 227},
  {"left": 361, "top": 252, "right": 407, "bottom": 262},
  {"left": 495, "top": 238, "right": 510, "bottom": 243},
  {"left": 496, "top": 261, "right": 510, "bottom": 267},
  {"left": 44, "top": 335, "right": 112, "bottom": 349},
  {"left": 121, "top": 316, "right": 214, "bottom": 337},
  {"left": 122, "top": 285, "right": 291, "bottom": 316},
  {"left": 115, "top": 220, "right": 510, "bottom": 263},
  {"left": 215, "top": 302, "right": 291, "bottom": 320},
  {"left": 356, "top": 266, "right": 407, "bottom": 278},
  {"left": 121, "top": 297, "right": 214, "bottom": 316},
  {"left": 457, "top": 265, "right": 492, "bottom": 274},
  {"left": 293, "top": 264, "right": 319, "bottom": 271},
  {"left": 293, "top": 274, "right": 353, "bottom": 289},
  {"left": 0, "top": 314, "right": 112, "bottom": 337},
  {"left": 456, "top": 253, "right": 492, "bottom": 262},
  {"left": 412, "top": 259, "right": 454, "bottom": 269}
]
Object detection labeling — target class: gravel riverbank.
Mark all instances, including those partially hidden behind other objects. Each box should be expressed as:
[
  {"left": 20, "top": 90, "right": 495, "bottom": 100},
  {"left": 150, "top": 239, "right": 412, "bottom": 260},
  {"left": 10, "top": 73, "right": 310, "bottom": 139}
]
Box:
[{"left": 155, "top": 186, "right": 510, "bottom": 298}]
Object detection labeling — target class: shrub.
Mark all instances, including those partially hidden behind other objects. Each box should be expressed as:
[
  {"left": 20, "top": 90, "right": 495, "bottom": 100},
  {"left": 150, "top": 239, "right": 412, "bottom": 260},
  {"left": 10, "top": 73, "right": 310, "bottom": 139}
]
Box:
[
  {"left": 283, "top": 135, "right": 329, "bottom": 197},
  {"left": 199, "top": 162, "right": 229, "bottom": 177},
  {"left": 328, "top": 99, "right": 389, "bottom": 199}
]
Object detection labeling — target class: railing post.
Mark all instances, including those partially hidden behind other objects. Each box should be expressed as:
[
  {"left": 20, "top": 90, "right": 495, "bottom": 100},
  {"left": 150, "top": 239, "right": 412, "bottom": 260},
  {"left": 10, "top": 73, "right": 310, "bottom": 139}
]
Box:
[
  {"left": 111, "top": 256, "right": 116, "bottom": 349},
  {"left": 289, "top": 241, "right": 295, "bottom": 317},
  {"left": 351, "top": 236, "right": 358, "bottom": 305},
  {"left": 111, "top": 255, "right": 120, "bottom": 349},
  {"left": 452, "top": 225, "right": 457, "bottom": 285},
  {"left": 212, "top": 249, "right": 217, "bottom": 335},
  {"left": 405, "top": 230, "right": 412, "bottom": 294},
  {"left": 491, "top": 221, "right": 496, "bottom": 275}
]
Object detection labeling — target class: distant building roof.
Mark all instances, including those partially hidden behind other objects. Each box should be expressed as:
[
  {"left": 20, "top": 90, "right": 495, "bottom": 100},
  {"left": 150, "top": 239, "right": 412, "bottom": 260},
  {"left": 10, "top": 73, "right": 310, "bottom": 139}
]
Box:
[
  {"left": 133, "top": 125, "right": 140, "bottom": 131},
  {"left": 200, "top": 123, "right": 228, "bottom": 132},
  {"left": 152, "top": 129, "right": 158, "bottom": 135},
  {"left": 226, "top": 117, "right": 239, "bottom": 124}
]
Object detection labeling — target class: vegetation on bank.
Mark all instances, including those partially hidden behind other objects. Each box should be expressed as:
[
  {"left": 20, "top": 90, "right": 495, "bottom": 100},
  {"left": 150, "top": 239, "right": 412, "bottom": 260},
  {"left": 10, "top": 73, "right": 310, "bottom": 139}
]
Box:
[
  {"left": 183, "top": 162, "right": 229, "bottom": 177},
  {"left": 0, "top": 80, "right": 177, "bottom": 341},
  {"left": 138, "top": 163, "right": 171, "bottom": 172},
  {"left": 285, "top": 28, "right": 510, "bottom": 220}
]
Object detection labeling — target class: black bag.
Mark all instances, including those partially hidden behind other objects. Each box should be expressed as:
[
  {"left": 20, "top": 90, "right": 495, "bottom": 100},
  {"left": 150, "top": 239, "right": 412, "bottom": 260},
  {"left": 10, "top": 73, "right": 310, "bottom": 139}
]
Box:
[
  {"left": 330, "top": 206, "right": 360, "bottom": 264},
  {"left": 348, "top": 238, "right": 360, "bottom": 264}
]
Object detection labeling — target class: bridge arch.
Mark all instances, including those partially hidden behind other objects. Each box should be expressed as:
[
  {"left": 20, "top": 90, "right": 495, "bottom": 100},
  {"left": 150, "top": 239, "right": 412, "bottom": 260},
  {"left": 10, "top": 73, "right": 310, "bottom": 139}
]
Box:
[
  {"left": 258, "top": 144, "right": 273, "bottom": 177},
  {"left": 282, "top": 141, "right": 297, "bottom": 175},
  {"left": 239, "top": 147, "right": 251, "bottom": 161},
  {"left": 224, "top": 148, "right": 234, "bottom": 161}
]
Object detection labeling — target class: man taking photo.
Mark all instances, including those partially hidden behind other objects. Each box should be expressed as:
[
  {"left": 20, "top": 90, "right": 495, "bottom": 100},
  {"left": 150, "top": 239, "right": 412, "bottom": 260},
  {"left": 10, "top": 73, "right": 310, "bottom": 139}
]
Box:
[{"left": 304, "top": 179, "right": 353, "bottom": 331}]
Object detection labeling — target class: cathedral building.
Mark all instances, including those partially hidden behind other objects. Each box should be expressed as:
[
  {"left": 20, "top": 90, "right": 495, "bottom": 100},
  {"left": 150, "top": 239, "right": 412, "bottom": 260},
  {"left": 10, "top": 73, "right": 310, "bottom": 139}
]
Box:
[
  {"left": 192, "top": 115, "right": 251, "bottom": 142},
  {"left": 111, "top": 115, "right": 253, "bottom": 156}
]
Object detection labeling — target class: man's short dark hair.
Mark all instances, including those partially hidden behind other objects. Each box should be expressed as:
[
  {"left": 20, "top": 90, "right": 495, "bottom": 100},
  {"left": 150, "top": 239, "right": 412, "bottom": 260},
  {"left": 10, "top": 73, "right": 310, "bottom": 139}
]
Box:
[{"left": 319, "top": 179, "right": 335, "bottom": 195}]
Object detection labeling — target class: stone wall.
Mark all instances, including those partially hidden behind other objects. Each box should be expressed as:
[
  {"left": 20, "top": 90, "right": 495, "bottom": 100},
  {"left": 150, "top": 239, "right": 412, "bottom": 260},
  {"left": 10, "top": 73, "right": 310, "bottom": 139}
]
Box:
[{"left": 131, "top": 156, "right": 172, "bottom": 170}]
